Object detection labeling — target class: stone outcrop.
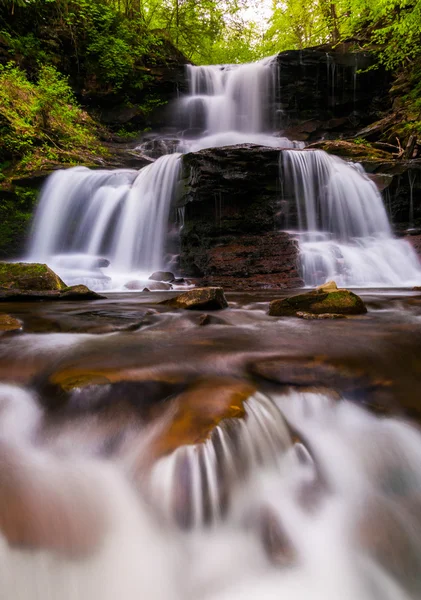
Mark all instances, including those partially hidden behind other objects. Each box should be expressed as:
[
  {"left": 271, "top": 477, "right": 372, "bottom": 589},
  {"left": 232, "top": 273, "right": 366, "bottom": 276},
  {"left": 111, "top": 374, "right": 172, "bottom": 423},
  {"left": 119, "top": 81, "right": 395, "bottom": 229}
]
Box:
[
  {"left": 178, "top": 145, "right": 303, "bottom": 289},
  {"left": 0, "top": 314, "right": 22, "bottom": 332},
  {"left": 276, "top": 45, "right": 392, "bottom": 142},
  {"left": 0, "top": 263, "right": 104, "bottom": 301},
  {"left": 161, "top": 287, "right": 228, "bottom": 310},
  {"left": 0, "top": 262, "right": 66, "bottom": 291},
  {"left": 269, "top": 289, "right": 367, "bottom": 317}
]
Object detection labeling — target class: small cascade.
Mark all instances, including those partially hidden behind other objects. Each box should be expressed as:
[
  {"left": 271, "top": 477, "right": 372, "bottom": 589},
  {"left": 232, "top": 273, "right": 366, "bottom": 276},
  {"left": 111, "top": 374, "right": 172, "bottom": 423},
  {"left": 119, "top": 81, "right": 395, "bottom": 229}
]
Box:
[
  {"left": 27, "top": 153, "right": 182, "bottom": 289},
  {"left": 175, "top": 58, "right": 300, "bottom": 152},
  {"left": 148, "top": 393, "right": 292, "bottom": 528},
  {"left": 282, "top": 149, "right": 421, "bottom": 287}
]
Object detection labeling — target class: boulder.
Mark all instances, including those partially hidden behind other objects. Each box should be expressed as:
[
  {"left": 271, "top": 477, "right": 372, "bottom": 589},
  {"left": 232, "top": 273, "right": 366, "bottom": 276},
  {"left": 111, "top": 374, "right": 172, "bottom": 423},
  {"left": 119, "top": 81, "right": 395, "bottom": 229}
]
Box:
[
  {"left": 144, "top": 282, "right": 172, "bottom": 291},
  {"left": 124, "top": 280, "right": 145, "bottom": 290},
  {"left": 269, "top": 289, "right": 367, "bottom": 317},
  {"left": 0, "top": 314, "right": 22, "bottom": 332},
  {"left": 161, "top": 287, "right": 228, "bottom": 310},
  {"left": 316, "top": 280, "right": 338, "bottom": 292},
  {"left": 148, "top": 271, "right": 175, "bottom": 282},
  {"left": 0, "top": 262, "right": 66, "bottom": 291},
  {"left": 59, "top": 285, "right": 106, "bottom": 301}
]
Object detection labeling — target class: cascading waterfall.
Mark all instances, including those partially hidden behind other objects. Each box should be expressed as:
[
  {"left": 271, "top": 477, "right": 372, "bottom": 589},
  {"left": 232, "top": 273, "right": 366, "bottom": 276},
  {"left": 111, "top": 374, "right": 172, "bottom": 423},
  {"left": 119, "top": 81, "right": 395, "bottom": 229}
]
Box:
[
  {"left": 27, "top": 153, "right": 181, "bottom": 289},
  {"left": 4, "top": 383, "right": 421, "bottom": 600},
  {"left": 22, "top": 55, "right": 421, "bottom": 290},
  {"left": 175, "top": 58, "right": 301, "bottom": 152},
  {"left": 282, "top": 149, "right": 421, "bottom": 287}
]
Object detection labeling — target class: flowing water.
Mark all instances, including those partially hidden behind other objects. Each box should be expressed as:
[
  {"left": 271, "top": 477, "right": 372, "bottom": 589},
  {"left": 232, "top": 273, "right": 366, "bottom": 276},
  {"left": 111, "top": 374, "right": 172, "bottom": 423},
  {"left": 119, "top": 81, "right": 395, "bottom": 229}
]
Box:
[
  {"left": 282, "top": 150, "right": 421, "bottom": 287},
  {"left": 23, "top": 57, "right": 421, "bottom": 289},
  {"left": 3, "top": 54, "right": 421, "bottom": 598},
  {"left": 27, "top": 154, "right": 182, "bottom": 289},
  {"left": 2, "top": 289, "right": 421, "bottom": 599}
]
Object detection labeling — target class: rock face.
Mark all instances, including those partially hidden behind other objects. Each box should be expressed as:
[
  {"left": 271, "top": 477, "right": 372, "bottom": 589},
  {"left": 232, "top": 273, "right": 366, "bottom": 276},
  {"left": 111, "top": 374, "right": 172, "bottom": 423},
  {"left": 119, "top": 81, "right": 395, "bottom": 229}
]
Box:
[
  {"left": 178, "top": 145, "right": 303, "bottom": 289},
  {"left": 0, "top": 262, "right": 66, "bottom": 291},
  {"left": 162, "top": 287, "right": 228, "bottom": 310},
  {"left": 276, "top": 45, "right": 392, "bottom": 142},
  {"left": 269, "top": 289, "right": 367, "bottom": 317}
]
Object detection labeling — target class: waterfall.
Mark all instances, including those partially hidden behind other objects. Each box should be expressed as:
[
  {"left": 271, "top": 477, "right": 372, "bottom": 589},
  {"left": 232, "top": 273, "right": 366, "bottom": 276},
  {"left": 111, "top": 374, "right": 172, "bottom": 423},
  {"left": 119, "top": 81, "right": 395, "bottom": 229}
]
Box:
[
  {"left": 27, "top": 154, "right": 182, "bottom": 289},
  {"left": 4, "top": 382, "right": 421, "bottom": 600},
  {"left": 175, "top": 58, "right": 300, "bottom": 152},
  {"left": 282, "top": 149, "right": 421, "bottom": 287}
]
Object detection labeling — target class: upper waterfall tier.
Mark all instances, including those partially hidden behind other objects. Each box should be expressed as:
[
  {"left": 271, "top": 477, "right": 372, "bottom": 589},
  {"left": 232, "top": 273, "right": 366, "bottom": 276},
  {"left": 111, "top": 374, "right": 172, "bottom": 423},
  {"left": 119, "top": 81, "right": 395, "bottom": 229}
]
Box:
[
  {"left": 174, "top": 58, "right": 301, "bottom": 152},
  {"left": 27, "top": 154, "right": 182, "bottom": 289}
]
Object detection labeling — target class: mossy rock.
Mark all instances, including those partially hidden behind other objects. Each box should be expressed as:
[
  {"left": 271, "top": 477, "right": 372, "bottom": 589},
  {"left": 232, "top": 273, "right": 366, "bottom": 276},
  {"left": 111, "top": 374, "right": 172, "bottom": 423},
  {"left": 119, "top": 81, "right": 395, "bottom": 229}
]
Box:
[
  {"left": 0, "top": 314, "right": 22, "bottom": 332},
  {"left": 0, "top": 262, "right": 66, "bottom": 291},
  {"left": 161, "top": 287, "right": 228, "bottom": 310},
  {"left": 269, "top": 289, "right": 367, "bottom": 317}
]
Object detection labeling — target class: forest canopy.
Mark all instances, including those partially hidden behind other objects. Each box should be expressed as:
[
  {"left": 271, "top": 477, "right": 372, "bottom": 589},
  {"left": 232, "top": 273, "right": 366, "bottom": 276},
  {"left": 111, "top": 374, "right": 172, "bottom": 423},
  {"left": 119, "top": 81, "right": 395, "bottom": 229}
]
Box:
[{"left": 1, "top": 0, "right": 420, "bottom": 67}]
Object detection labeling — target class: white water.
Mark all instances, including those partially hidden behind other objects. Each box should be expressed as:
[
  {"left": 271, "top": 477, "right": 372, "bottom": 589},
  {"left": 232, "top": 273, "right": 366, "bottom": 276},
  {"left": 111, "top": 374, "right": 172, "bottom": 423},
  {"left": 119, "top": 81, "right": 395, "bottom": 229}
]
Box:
[
  {"left": 22, "top": 56, "right": 421, "bottom": 290},
  {"left": 27, "top": 154, "right": 181, "bottom": 289},
  {"left": 176, "top": 58, "right": 301, "bottom": 152},
  {"left": 2, "top": 383, "right": 421, "bottom": 599},
  {"left": 282, "top": 150, "right": 421, "bottom": 287}
]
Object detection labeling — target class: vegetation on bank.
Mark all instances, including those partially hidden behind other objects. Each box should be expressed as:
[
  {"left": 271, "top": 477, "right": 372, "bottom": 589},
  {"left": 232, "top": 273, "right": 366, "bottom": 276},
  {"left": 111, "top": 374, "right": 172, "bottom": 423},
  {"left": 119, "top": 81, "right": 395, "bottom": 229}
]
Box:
[
  {"left": 0, "top": 62, "right": 106, "bottom": 174},
  {"left": 0, "top": 0, "right": 419, "bottom": 178}
]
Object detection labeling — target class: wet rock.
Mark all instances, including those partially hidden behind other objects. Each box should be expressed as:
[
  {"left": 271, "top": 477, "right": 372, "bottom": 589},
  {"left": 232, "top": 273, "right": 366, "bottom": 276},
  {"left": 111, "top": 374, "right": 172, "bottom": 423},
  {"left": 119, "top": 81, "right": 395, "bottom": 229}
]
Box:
[
  {"left": 60, "top": 285, "right": 105, "bottom": 300},
  {"left": 269, "top": 289, "right": 367, "bottom": 317},
  {"left": 259, "top": 506, "right": 296, "bottom": 567},
  {"left": 178, "top": 146, "right": 303, "bottom": 289},
  {"left": 91, "top": 258, "right": 110, "bottom": 268},
  {"left": 296, "top": 311, "right": 346, "bottom": 320},
  {"left": 124, "top": 280, "right": 145, "bottom": 290},
  {"left": 0, "top": 262, "right": 66, "bottom": 291},
  {"left": 149, "top": 271, "right": 175, "bottom": 282},
  {"left": 144, "top": 282, "right": 172, "bottom": 291},
  {"left": 316, "top": 280, "right": 338, "bottom": 292},
  {"left": 0, "top": 314, "right": 22, "bottom": 332},
  {"left": 161, "top": 287, "right": 228, "bottom": 310},
  {"left": 147, "top": 376, "right": 254, "bottom": 460},
  {"left": 249, "top": 356, "right": 394, "bottom": 413},
  {"left": 197, "top": 313, "right": 228, "bottom": 326},
  {"left": 0, "top": 285, "right": 105, "bottom": 302},
  {"left": 0, "top": 442, "right": 109, "bottom": 557},
  {"left": 307, "top": 140, "right": 391, "bottom": 160}
]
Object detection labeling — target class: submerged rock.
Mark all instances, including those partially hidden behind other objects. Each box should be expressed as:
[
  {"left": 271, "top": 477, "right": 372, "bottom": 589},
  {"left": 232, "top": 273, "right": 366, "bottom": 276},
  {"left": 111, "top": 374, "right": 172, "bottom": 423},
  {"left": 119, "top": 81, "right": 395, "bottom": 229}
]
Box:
[
  {"left": 296, "top": 311, "right": 346, "bottom": 320},
  {"left": 0, "top": 314, "right": 22, "bottom": 332},
  {"left": 144, "top": 282, "right": 172, "bottom": 291},
  {"left": 124, "top": 280, "right": 145, "bottom": 290},
  {"left": 0, "top": 262, "right": 66, "bottom": 291},
  {"left": 161, "top": 287, "right": 228, "bottom": 310},
  {"left": 269, "top": 289, "right": 367, "bottom": 317},
  {"left": 149, "top": 271, "right": 175, "bottom": 282}
]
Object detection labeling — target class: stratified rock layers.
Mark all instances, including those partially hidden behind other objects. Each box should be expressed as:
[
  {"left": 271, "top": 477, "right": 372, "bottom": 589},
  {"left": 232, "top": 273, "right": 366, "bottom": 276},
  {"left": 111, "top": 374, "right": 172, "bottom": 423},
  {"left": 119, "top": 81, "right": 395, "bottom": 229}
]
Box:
[{"left": 178, "top": 145, "right": 303, "bottom": 289}]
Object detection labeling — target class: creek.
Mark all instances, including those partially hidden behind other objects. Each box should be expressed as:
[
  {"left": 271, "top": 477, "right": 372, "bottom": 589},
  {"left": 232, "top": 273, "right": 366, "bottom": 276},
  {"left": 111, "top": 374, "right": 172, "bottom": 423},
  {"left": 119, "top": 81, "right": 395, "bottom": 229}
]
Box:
[{"left": 2, "top": 56, "right": 421, "bottom": 600}]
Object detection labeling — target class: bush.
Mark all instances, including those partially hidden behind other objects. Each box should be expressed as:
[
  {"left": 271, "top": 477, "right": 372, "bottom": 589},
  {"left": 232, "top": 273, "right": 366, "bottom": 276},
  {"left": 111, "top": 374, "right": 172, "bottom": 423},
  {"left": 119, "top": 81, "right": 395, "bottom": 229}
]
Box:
[{"left": 0, "top": 62, "right": 102, "bottom": 168}]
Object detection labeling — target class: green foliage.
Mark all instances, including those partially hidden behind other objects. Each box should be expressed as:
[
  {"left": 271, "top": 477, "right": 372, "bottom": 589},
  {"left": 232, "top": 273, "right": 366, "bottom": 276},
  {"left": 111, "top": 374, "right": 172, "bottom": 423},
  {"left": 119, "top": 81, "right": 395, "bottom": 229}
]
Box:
[
  {"left": 0, "top": 186, "right": 38, "bottom": 258},
  {"left": 0, "top": 62, "right": 103, "bottom": 169}
]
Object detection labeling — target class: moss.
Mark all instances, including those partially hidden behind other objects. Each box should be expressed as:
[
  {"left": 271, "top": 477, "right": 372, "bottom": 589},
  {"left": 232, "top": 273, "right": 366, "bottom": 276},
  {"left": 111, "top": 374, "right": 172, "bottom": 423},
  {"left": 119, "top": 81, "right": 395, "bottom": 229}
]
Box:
[
  {"left": 269, "top": 290, "right": 367, "bottom": 317},
  {"left": 0, "top": 262, "right": 66, "bottom": 291}
]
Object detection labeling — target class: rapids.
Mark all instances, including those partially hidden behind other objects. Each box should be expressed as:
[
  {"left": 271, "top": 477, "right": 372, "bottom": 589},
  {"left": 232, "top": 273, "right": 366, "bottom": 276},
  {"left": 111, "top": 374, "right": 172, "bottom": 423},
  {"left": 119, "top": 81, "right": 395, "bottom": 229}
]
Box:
[{"left": 2, "top": 288, "right": 421, "bottom": 599}]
